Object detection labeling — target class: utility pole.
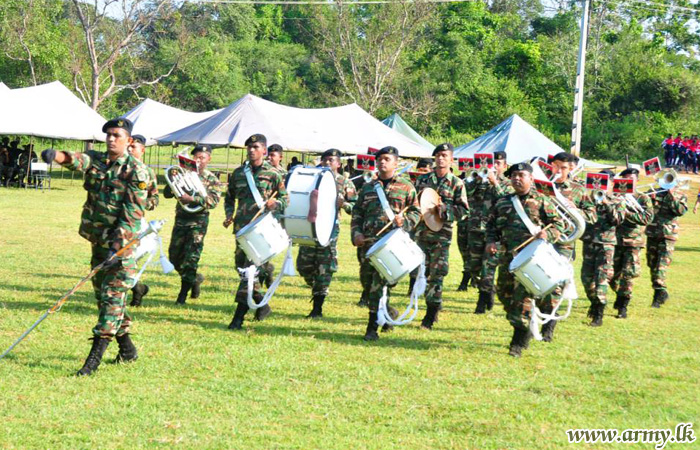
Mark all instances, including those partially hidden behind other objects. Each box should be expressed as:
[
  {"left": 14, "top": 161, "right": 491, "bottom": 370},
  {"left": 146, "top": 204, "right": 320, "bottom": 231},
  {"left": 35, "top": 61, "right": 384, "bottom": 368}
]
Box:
[{"left": 571, "top": 0, "right": 591, "bottom": 157}]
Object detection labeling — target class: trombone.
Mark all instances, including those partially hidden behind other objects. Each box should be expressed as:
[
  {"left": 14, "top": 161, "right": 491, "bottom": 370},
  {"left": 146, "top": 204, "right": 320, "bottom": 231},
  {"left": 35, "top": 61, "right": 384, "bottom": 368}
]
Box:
[{"left": 640, "top": 169, "right": 690, "bottom": 195}]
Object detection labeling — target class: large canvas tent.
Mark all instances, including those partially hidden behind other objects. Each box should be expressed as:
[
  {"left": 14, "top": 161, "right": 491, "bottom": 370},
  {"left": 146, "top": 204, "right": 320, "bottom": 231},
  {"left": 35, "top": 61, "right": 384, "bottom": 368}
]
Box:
[
  {"left": 0, "top": 82, "right": 10, "bottom": 93},
  {"left": 121, "top": 99, "right": 221, "bottom": 146},
  {"left": 0, "top": 81, "right": 106, "bottom": 141},
  {"left": 382, "top": 113, "right": 434, "bottom": 151},
  {"left": 157, "top": 94, "right": 432, "bottom": 158}
]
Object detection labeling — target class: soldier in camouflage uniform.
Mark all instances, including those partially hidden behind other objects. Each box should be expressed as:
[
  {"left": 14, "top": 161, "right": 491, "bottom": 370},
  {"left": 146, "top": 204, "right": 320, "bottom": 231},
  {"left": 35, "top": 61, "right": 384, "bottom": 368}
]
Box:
[
  {"left": 259, "top": 143, "right": 287, "bottom": 288},
  {"left": 297, "top": 149, "right": 357, "bottom": 318},
  {"left": 610, "top": 168, "right": 654, "bottom": 318},
  {"left": 127, "top": 134, "right": 159, "bottom": 307},
  {"left": 224, "top": 134, "right": 289, "bottom": 329},
  {"left": 474, "top": 151, "right": 511, "bottom": 313},
  {"left": 405, "top": 158, "right": 432, "bottom": 295},
  {"left": 164, "top": 144, "right": 222, "bottom": 305},
  {"left": 485, "top": 162, "right": 565, "bottom": 357},
  {"left": 456, "top": 215, "right": 471, "bottom": 291},
  {"left": 539, "top": 152, "right": 597, "bottom": 341},
  {"left": 351, "top": 146, "right": 421, "bottom": 341},
  {"left": 41, "top": 118, "right": 149, "bottom": 376},
  {"left": 580, "top": 170, "right": 627, "bottom": 327},
  {"left": 645, "top": 182, "right": 688, "bottom": 307},
  {"left": 414, "top": 144, "right": 469, "bottom": 329}
]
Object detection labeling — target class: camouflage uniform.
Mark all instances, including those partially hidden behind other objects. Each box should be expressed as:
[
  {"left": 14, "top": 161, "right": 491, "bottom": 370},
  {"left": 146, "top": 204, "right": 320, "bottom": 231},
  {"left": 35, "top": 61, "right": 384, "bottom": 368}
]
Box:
[
  {"left": 351, "top": 175, "right": 421, "bottom": 313},
  {"left": 485, "top": 189, "right": 565, "bottom": 332},
  {"left": 145, "top": 166, "right": 159, "bottom": 211},
  {"left": 61, "top": 150, "right": 148, "bottom": 338},
  {"left": 552, "top": 179, "right": 597, "bottom": 261},
  {"left": 611, "top": 193, "right": 654, "bottom": 315},
  {"left": 414, "top": 171, "right": 469, "bottom": 317},
  {"left": 297, "top": 172, "right": 357, "bottom": 297},
  {"left": 580, "top": 196, "right": 626, "bottom": 323},
  {"left": 456, "top": 217, "right": 470, "bottom": 287},
  {"left": 164, "top": 170, "right": 222, "bottom": 285},
  {"left": 466, "top": 178, "right": 489, "bottom": 286},
  {"left": 645, "top": 189, "right": 688, "bottom": 305},
  {"left": 477, "top": 174, "right": 512, "bottom": 297},
  {"left": 224, "top": 161, "right": 288, "bottom": 304}
]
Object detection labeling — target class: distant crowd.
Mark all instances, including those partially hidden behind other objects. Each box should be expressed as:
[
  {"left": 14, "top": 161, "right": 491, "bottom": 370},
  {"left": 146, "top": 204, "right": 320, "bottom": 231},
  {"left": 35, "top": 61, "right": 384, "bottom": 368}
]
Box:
[
  {"left": 662, "top": 134, "right": 700, "bottom": 173},
  {"left": 0, "top": 137, "right": 37, "bottom": 187}
]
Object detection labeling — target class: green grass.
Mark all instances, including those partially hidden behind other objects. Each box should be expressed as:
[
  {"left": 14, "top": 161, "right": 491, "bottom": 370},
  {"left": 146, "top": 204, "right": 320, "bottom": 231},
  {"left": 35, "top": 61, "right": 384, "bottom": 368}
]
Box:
[{"left": 1, "top": 177, "right": 699, "bottom": 449}]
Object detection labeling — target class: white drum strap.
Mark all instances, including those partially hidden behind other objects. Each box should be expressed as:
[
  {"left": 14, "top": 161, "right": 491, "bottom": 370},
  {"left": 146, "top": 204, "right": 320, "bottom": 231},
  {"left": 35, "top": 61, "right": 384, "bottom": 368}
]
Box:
[
  {"left": 244, "top": 162, "right": 265, "bottom": 210},
  {"left": 377, "top": 259, "right": 425, "bottom": 326},
  {"left": 131, "top": 235, "right": 174, "bottom": 289},
  {"left": 529, "top": 263, "right": 575, "bottom": 341},
  {"left": 240, "top": 241, "right": 294, "bottom": 310},
  {"left": 374, "top": 182, "right": 396, "bottom": 223},
  {"left": 511, "top": 195, "right": 541, "bottom": 236}
]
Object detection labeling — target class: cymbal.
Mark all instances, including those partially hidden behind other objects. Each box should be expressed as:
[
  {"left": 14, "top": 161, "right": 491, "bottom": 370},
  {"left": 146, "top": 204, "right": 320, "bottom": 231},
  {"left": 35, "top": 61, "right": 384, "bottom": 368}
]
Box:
[{"left": 420, "top": 188, "right": 443, "bottom": 232}]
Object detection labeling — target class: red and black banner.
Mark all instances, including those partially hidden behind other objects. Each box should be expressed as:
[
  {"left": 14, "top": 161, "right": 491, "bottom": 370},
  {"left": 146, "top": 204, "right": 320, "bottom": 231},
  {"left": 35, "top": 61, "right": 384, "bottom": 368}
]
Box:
[
  {"left": 613, "top": 177, "right": 636, "bottom": 194},
  {"left": 534, "top": 178, "right": 556, "bottom": 197},
  {"left": 178, "top": 154, "right": 198, "bottom": 172},
  {"left": 458, "top": 157, "right": 475, "bottom": 172},
  {"left": 357, "top": 154, "right": 376, "bottom": 171},
  {"left": 474, "top": 153, "right": 494, "bottom": 169},
  {"left": 586, "top": 173, "right": 610, "bottom": 191},
  {"left": 643, "top": 157, "right": 661, "bottom": 176}
]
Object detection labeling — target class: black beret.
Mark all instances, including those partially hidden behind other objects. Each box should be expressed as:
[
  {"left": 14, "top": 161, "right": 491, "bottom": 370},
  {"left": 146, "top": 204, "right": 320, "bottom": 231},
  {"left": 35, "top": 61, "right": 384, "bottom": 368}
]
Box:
[
  {"left": 192, "top": 144, "right": 212, "bottom": 154},
  {"left": 376, "top": 146, "right": 399, "bottom": 158},
  {"left": 416, "top": 158, "right": 433, "bottom": 169},
  {"left": 245, "top": 134, "right": 267, "bottom": 146},
  {"left": 504, "top": 162, "right": 533, "bottom": 177},
  {"left": 494, "top": 151, "right": 507, "bottom": 161},
  {"left": 131, "top": 134, "right": 146, "bottom": 146},
  {"left": 268, "top": 144, "right": 283, "bottom": 154},
  {"left": 552, "top": 152, "right": 574, "bottom": 163},
  {"left": 102, "top": 118, "right": 133, "bottom": 134},
  {"left": 599, "top": 169, "right": 615, "bottom": 177},
  {"left": 619, "top": 168, "right": 639, "bottom": 177},
  {"left": 432, "top": 143, "right": 453, "bottom": 156},
  {"left": 321, "top": 148, "right": 342, "bottom": 159}
]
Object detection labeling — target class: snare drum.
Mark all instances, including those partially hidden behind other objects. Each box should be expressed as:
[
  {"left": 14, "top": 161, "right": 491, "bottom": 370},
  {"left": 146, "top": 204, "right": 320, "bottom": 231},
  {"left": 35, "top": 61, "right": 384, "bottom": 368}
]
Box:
[
  {"left": 508, "top": 239, "right": 570, "bottom": 297},
  {"left": 236, "top": 212, "right": 289, "bottom": 266},
  {"left": 366, "top": 228, "right": 424, "bottom": 285},
  {"left": 283, "top": 167, "right": 337, "bottom": 247}
]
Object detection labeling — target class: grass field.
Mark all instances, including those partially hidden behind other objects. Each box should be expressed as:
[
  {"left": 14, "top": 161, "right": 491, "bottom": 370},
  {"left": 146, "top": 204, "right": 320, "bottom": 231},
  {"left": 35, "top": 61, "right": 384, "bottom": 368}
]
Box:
[{"left": 1, "top": 175, "right": 699, "bottom": 450}]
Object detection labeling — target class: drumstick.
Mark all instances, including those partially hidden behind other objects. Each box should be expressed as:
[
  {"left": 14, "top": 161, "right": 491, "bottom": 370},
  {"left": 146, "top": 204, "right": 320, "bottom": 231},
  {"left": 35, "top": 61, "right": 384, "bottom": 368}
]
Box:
[
  {"left": 251, "top": 192, "right": 278, "bottom": 222},
  {"left": 376, "top": 206, "right": 409, "bottom": 236},
  {"left": 512, "top": 223, "right": 554, "bottom": 254}
]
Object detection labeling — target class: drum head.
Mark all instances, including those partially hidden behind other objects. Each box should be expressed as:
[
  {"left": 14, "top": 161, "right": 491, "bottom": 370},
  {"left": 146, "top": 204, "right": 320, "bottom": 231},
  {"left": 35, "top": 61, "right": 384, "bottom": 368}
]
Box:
[
  {"left": 314, "top": 170, "right": 338, "bottom": 246},
  {"left": 420, "top": 188, "right": 443, "bottom": 232}
]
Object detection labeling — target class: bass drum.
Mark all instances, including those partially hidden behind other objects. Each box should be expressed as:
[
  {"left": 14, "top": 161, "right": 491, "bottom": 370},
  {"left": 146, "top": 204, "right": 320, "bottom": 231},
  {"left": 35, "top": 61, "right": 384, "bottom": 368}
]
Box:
[
  {"left": 508, "top": 239, "right": 570, "bottom": 297},
  {"left": 283, "top": 167, "right": 337, "bottom": 247},
  {"left": 366, "top": 228, "right": 424, "bottom": 285}
]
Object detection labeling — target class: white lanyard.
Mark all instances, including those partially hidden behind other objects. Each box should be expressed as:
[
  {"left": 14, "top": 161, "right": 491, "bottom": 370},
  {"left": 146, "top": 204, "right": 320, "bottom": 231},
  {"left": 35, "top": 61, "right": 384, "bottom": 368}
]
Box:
[
  {"left": 511, "top": 195, "right": 541, "bottom": 236},
  {"left": 243, "top": 162, "right": 265, "bottom": 209},
  {"left": 373, "top": 181, "right": 395, "bottom": 222}
]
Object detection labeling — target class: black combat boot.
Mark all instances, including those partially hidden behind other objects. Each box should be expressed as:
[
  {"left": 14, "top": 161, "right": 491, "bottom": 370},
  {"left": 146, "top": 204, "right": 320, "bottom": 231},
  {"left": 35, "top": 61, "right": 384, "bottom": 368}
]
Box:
[
  {"left": 474, "top": 291, "right": 489, "bottom": 314},
  {"left": 381, "top": 304, "right": 399, "bottom": 332},
  {"left": 357, "top": 288, "right": 369, "bottom": 307},
  {"left": 364, "top": 312, "right": 380, "bottom": 341},
  {"left": 486, "top": 291, "right": 495, "bottom": 311},
  {"left": 190, "top": 273, "right": 205, "bottom": 299},
  {"left": 651, "top": 289, "right": 668, "bottom": 308},
  {"left": 228, "top": 303, "right": 250, "bottom": 330},
  {"left": 76, "top": 337, "right": 111, "bottom": 376},
  {"left": 508, "top": 328, "right": 525, "bottom": 357},
  {"left": 407, "top": 276, "right": 416, "bottom": 296},
  {"left": 521, "top": 327, "right": 532, "bottom": 350},
  {"left": 176, "top": 280, "right": 192, "bottom": 305},
  {"left": 590, "top": 303, "right": 605, "bottom": 327},
  {"left": 307, "top": 294, "right": 325, "bottom": 319},
  {"left": 541, "top": 320, "right": 557, "bottom": 342},
  {"left": 616, "top": 294, "right": 630, "bottom": 319},
  {"left": 457, "top": 271, "right": 470, "bottom": 292},
  {"left": 254, "top": 301, "right": 272, "bottom": 321},
  {"left": 115, "top": 334, "right": 138, "bottom": 363},
  {"left": 130, "top": 282, "right": 149, "bottom": 307},
  {"left": 420, "top": 303, "right": 439, "bottom": 330}
]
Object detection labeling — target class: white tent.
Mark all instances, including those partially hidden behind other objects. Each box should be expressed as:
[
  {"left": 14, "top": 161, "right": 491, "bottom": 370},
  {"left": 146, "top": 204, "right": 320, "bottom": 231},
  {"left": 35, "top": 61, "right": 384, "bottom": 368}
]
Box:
[
  {"left": 0, "top": 81, "right": 106, "bottom": 141},
  {"left": 382, "top": 113, "right": 434, "bottom": 151},
  {"left": 121, "top": 98, "right": 221, "bottom": 146},
  {"left": 0, "top": 82, "right": 10, "bottom": 93},
  {"left": 157, "top": 94, "right": 432, "bottom": 158}
]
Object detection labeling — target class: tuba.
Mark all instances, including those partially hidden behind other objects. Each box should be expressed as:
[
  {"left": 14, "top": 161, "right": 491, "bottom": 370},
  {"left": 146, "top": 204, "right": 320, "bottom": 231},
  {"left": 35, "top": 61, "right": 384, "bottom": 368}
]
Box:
[
  {"left": 165, "top": 164, "right": 208, "bottom": 213},
  {"left": 532, "top": 163, "right": 586, "bottom": 244}
]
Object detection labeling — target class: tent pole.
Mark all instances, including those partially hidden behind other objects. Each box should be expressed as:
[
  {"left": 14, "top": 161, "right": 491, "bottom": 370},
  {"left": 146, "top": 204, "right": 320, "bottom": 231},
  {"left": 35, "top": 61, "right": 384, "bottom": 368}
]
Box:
[{"left": 225, "top": 146, "right": 230, "bottom": 173}]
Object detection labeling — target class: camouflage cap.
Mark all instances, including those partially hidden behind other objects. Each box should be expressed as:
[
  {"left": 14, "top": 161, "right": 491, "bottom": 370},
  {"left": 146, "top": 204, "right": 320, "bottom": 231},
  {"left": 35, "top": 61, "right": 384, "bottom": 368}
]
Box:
[
  {"left": 245, "top": 134, "right": 267, "bottom": 147},
  {"left": 102, "top": 118, "right": 133, "bottom": 134},
  {"left": 432, "top": 143, "right": 453, "bottom": 156}
]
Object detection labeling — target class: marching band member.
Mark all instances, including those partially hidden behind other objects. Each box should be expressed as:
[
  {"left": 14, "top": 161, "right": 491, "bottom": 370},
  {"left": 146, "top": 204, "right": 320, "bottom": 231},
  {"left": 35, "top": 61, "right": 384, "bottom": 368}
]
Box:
[
  {"left": 266, "top": 144, "right": 287, "bottom": 178},
  {"left": 41, "top": 118, "right": 149, "bottom": 375},
  {"left": 646, "top": 179, "right": 688, "bottom": 308},
  {"left": 474, "top": 151, "right": 510, "bottom": 314},
  {"left": 580, "top": 170, "right": 626, "bottom": 327},
  {"left": 224, "top": 134, "right": 288, "bottom": 329},
  {"left": 610, "top": 168, "right": 654, "bottom": 318},
  {"left": 127, "top": 134, "right": 159, "bottom": 307},
  {"left": 351, "top": 146, "right": 421, "bottom": 341},
  {"left": 485, "top": 162, "right": 565, "bottom": 357},
  {"left": 296, "top": 149, "right": 357, "bottom": 318},
  {"left": 164, "top": 144, "right": 222, "bottom": 305},
  {"left": 414, "top": 143, "right": 469, "bottom": 329}
]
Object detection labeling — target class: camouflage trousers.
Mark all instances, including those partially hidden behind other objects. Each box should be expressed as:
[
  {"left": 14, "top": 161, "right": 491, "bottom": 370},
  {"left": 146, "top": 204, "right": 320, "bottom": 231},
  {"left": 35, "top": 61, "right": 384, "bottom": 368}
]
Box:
[
  {"left": 646, "top": 237, "right": 675, "bottom": 290},
  {"left": 234, "top": 245, "right": 273, "bottom": 304},
  {"left": 90, "top": 244, "right": 136, "bottom": 338},
  {"left": 541, "top": 244, "right": 575, "bottom": 310},
  {"left": 358, "top": 243, "right": 396, "bottom": 312},
  {"left": 496, "top": 258, "right": 547, "bottom": 331},
  {"left": 581, "top": 241, "right": 615, "bottom": 306},
  {"left": 467, "top": 230, "right": 486, "bottom": 286},
  {"left": 479, "top": 243, "right": 502, "bottom": 293},
  {"left": 611, "top": 245, "right": 642, "bottom": 297},
  {"left": 456, "top": 220, "right": 469, "bottom": 274},
  {"left": 168, "top": 217, "right": 209, "bottom": 284},
  {"left": 417, "top": 238, "right": 451, "bottom": 306},
  {"left": 297, "top": 235, "right": 339, "bottom": 297}
]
